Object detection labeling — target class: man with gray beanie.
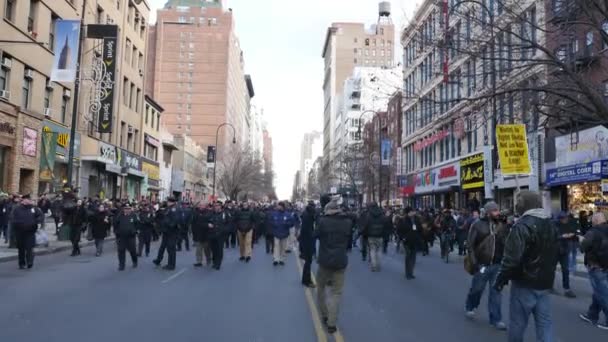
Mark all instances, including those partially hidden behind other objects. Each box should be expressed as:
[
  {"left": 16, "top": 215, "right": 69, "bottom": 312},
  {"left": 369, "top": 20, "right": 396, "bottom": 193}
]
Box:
[
  {"left": 464, "top": 201, "right": 508, "bottom": 330},
  {"left": 494, "top": 190, "right": 559, "bottom": 342},
  {"left": 315, "top": 198, "right": 352, "bottom": 334}
]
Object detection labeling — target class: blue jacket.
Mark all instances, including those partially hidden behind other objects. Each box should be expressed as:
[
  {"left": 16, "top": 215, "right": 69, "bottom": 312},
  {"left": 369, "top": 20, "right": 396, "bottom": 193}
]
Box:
[{"left": 270, "top": 209, "right": 295, "bottom": 239}]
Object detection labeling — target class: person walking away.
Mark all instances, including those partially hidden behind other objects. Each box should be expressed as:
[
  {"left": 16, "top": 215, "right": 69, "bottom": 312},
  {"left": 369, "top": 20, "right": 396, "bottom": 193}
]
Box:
[
  {"left": 382, "top": 208, "right": 394, "bottom": 254},
  {"left": 456, "top": 209, "right": 470, "bottom": 256},
  {"left": 50, "top": 195, "right": 62, "bottom": 235},
  {"left": 555, "top": 212, "right": 577, "bottom": 298},
  {"left": 287, "top": 204, "right": 301, "bottom": 253},
  {"left": 11, "top": 194, "right": 43, "bottom": 269},
  {"left": 494, "top": 190, "right": 559, "bottom": 342},
  {"left": 299, "top": 201, "right": 317, "bottom": 288},
  {"left": 270, "top": 202, "right": 294, "bottom": 266},
  {"left": 578, "top": 212, "right": 608, "bottom": 330},
  {"left": 192, "top": 203, "right": 212, "bottom": 267},
  {"left": 137, "top": 204, "right": 154, "bottom": 257},
  {"left": 224, "top": 201, "right": 237, "bottom": 248},
  {"left": 397, "top": 207, "right": 423, "bottom": 279},
  {"left": 363, "top": 202, "right": 389, "bottom": 272},
  {"left": 90, "top": 204, "right": 110, "bottom": 256},
  {"left": 235, "top": 202, "right": 255, "bottom": 262},
  {"left": 464, "top": 201, "right": 508, "bottom": 330},
  {"left": 177, "top": 202, "right": 192, "bottom": 251},
  {"left": 208, "top": 201, "right": 226, "bottom": 270},
  {"left": 113, "top": 203, "right": 139, "bottom": 271},
  {"left": 153, "top": 198, "right": 180, "bottom": 270},
  {"left": 357, "top": 207, "right": 369, "bottom": 262},
  {"left": 315, "top": 199, "right": 351, "bottom": 334}
]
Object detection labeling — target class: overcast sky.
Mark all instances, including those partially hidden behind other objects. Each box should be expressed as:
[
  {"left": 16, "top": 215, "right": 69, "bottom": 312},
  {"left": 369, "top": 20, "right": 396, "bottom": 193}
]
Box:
[{"left": 149, "top": 0, "right": 418, "bottom": 199}]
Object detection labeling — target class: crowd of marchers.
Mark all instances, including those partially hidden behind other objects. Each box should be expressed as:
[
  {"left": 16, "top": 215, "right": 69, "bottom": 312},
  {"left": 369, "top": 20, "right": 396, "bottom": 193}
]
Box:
[{"left": 1, "top": 187, "right": 607, "bottom": 341}]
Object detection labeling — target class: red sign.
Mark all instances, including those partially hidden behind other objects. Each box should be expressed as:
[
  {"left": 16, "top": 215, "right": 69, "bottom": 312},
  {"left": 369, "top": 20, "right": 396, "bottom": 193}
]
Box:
[
  {"left": 414, "top": 130, "right": 450, "bottom": 152},
  {"left": 400, "top": 186, "right": 415, "bottom": 197},
  {"left": 439, "top": 165, "right": 457, "bottom": 179}
]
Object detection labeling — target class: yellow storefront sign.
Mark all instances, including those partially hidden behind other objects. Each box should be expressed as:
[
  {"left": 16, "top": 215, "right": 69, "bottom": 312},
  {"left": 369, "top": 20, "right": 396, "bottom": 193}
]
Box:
[
  {"left": 142, "top": 161, "right": 160, "bottom": 181},
  {"left": 496, "top": 124, "right": 531, "bottom": 175}
]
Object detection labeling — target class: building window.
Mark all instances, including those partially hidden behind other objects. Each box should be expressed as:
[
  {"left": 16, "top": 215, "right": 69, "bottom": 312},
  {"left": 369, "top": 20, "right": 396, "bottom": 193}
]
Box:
[
  {"left": 125, "top": 39, "right": 131, "bottom": 61},
  {"left": 27, "top": 0, "right": 37, "bottom": 33},
  {"left": 586, "top": 31, "right": 594, "bottom": 56},
  {"left": 123, "top": 78, "right": 129, "bottom": 105},
  {"left": 156, "top": 114, "right": 160, "bottom": 131},
  {"left": 120, "top": 122, "right": 126, "bottom": 147},
  {"left": 49, "top": 14, "right": 58, "bottom": 50},
  {"left": 603, "top": 81, "right": 608, "bottom": 104},
  {"left": 22, "top": 70, "right": 32, "bottom": 109},
  {"left": 145, "top": 105, "right": 149, "bottom": 124},
  {"left": 61, "top": 96, "right": 68, "bottom": 123},
  {"left": 4, "top": 0, "right": 15, "bottom": 21},
  {"left": 135, "top": 88, "right": 141, "bottom": 113},
  {"left": 178, "top": 16, "right": 186, "bottom": 23},
  {"left": 44, "top": 79, "right": 52, "bottom": 109},
  {"left": 0, "top": 66, "right": 8, "bottom": 92},
  {"left": 129, "top": 83, "right": 135, "bottom": 109}
]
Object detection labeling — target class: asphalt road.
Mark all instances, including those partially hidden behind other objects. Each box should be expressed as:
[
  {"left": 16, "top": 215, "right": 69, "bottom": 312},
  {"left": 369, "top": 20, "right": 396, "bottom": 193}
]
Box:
[{"left": 0, "top": 239, "right": 605, "bottom": 342}]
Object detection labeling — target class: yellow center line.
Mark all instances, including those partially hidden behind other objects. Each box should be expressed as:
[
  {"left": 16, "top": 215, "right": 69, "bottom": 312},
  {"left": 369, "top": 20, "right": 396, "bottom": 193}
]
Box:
[
  {"left": 294, "top": 248, "right": 346, "bottom": 342},
  {"left": 294, "top": 252, "right": 328, "bottom": 342}
]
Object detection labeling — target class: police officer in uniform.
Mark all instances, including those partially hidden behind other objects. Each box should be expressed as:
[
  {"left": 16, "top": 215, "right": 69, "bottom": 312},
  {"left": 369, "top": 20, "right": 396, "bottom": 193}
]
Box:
[
  {"left": 153, "top": 197, "right": 180, "bottom": 270},
  {"left": 11, "top": 194, "right": 43, "bottom": 269},
  {"left": 113, "top": 203, "right": 139, "bottom": 271},
  {"left": 209, "top": 201, "right": 226, "bottom": 270},
  {"left": 136, "top": 204, "right": 154, "bottom": 257}
]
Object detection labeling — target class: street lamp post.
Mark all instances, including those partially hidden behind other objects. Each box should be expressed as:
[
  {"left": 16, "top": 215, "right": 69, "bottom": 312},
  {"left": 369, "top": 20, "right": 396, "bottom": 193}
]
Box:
[
  {"left": 356, "top": 110, "right": 383, "bottom": 204},
  {"left": 212, "top": 123, "right": 237, "bottom": 198}
]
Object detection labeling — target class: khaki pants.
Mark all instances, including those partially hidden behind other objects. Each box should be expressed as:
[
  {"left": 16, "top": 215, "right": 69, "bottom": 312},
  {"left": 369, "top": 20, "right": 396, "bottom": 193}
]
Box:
[
  {"left": 238, "top": 230, "right": 253, "bottom": 257},
  {"left": 316, "top": 266, "right": 346, "bottom": 327},
  {"left": 368, "top": 237, "right": 383, "bottom": 270},
  {"left": 287, "top": 227, "right": 296, "bottom": 251},
  {"left": 195, "top": 241, "right": 211, "bottom": 265},
  {"left": 273, "top": 237, "right": 288, "bottom": 262}
]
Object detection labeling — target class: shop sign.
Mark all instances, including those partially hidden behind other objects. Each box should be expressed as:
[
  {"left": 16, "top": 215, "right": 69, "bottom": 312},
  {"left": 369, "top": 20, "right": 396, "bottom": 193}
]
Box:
[
  {"left": 99, "top": 141, "right": 118, "bottom": 164},
  {"left": 39, "top": 132, "right": 58, "bottom": 181},
  {"left": 23, "top": 127, "right": 38, "bottom": 157},
  {"left": 399, "top": 175, "right": 415, "bottom": 197},
  {"left": 97, "top": 36, "right": 116, "bottom": 133},
  {"left": 555, "top": 125, "right": 608, "bottom": 167},
  {"left": 437, "top": 162, "right": 460, "bottom": 188},
  {"left": 145, "top": 133, "right": 160, "bottom": 147},
  {"left": 496, "top": 124, "right": 531, "bottom": 175},
  {"left": 415, "top": 169, "right": 438, "bottom": 193},
  {"left": 414, "top": 129, "right": 449, "bottom": 152},
  {"left": 0, "top": 122, "right": 16, "bottom": 135},
  {"left": 460, "top": 153, "right": 485, "bottom": 190},
  {"left": 142, "top": 160, "right": 160, "bottom": 181},
  {"left": 42, "top": 120, "right": 81, "bottom": 158},
  {"left": 120, "top": 149, "right": 142, "bottom": 171},
  {"left": 546, "top": 160, "right": 608, "bottom": 186}
]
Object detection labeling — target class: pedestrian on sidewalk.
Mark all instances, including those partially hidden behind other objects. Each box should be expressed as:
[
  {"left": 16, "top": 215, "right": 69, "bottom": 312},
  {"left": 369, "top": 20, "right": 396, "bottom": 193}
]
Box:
[
  {"left": 579, "top": 212, "right": 608, "bottom": 330},
  {"left": 494, "top": 190, "right": 559, "bottom": 342},
  {"left": 396, "top": 207, "right": 423, "bottom": 280},
  {"left": 192, "top": 202, "right": 212, "bottom": 267},
  {"left": 235, "top": 202, "right": 255, "bottom": 262},
  {"left": 11, "top": 194, "right": 43, "bottom": 269},
  {"left": 555, "top": 212, "right": 578, "bottom": 298},
  {"left": 89, "top": 204, "right": 110, "bottom": 256},
  {"left": 113, "top": 203, "right": 139, "bottom": 271},
  {"left": 362, "top": 202, "right": 388, "bottom": 272},
  {"left": 464, "top": 201, "right": 508, "bottom": 330},
  {"left": 315, "top": 198, "right": 351, "bottom": 334},
  {"left": 299, "top": 201, "right": 317, "bottom": 288},
  {"left": 270, "top": 202, "right": 295, "bottom": 266},
  {"left": 153, "top": 198, "right": 180, "bottom": 270}
]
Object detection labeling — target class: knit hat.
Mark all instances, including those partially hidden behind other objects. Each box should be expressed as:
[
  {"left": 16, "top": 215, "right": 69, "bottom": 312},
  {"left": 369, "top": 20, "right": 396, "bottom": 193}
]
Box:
[
  {"left": 515, "top": 190, "right": 542, "bottom": 216},
  {"left": 484, "top": 201, "right": 499, "bottom": 213}
]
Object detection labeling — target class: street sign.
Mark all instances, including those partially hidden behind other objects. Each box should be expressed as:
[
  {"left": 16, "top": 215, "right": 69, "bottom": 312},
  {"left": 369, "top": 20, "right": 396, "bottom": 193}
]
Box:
[{"left": 496, "top": 124, "right": 531, "bottom": 175}]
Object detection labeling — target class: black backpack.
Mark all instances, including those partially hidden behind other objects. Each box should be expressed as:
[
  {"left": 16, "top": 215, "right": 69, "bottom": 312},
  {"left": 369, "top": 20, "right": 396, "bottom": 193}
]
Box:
[{"left": 595, "top": 229, "right": 608, "bottom": 269}]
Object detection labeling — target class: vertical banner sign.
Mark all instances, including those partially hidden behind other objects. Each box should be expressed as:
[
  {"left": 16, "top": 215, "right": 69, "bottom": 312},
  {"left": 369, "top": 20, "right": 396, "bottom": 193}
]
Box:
[
  {"left": 483, "top": 145, "right": 493, "bottom": 199},
  {"left": 51, "top": 20, "right": 81, "bottom": 82},
  {"left": 207, "top": 146, "right": 216, "bottom": 168},
  {"left": 381, "top": 139, "right": 391, "bottom": 166},
  {"left": 396, "top": 147, "right": 402, "bottom": 176},
  {"left": 496, "top": 124, "right": 531, "bottom": 175},
  {"left": 98, "top": 37, "right": 117, "bottom": 133},
  {"left": 39, "top": 132, "right": 58, "bottom": 181},
  {"left": 443, "top": 0, "right": 449, "bottom": 84}
]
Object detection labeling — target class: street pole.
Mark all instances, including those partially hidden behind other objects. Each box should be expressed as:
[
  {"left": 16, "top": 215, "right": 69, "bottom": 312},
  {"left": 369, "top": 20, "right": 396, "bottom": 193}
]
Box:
[
  {"left": 66, "top": 0, "right": 88, "bottom": 188},
  {"left": 378, "top": 119, "right": 382, "bottom": 205},
  {"left": 211, "top": 123, "right": 236, "bottom": 198},
  {"left": 489, "top": 8, "right": 497, "bottom": 202}
]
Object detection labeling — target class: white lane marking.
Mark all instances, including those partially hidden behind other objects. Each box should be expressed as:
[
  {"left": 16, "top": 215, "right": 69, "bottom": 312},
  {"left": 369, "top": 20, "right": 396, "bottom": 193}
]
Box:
[{"left": 161, "top": 268, "right": 187, "bottom": 284}]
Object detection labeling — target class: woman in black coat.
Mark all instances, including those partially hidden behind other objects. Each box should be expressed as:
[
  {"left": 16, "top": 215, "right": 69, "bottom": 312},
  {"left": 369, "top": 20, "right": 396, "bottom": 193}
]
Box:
[
  {"left": 90, "top": 205, "right": 110, "bottom": 256},
  {"left": 299, "top": 202, "right": 317, "bottom": 288}
]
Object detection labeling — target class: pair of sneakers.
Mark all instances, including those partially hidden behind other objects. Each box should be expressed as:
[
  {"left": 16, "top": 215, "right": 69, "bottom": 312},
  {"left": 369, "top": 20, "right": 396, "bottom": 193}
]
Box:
[
  {"left": 465, "top": 310, "right": 507, "bottom": 331},
  {"left": 322, "top": 317, "right": 337, "bottom": 334},
  {"left": 580, "top": 313, "right": 608, "bottom": 330}
]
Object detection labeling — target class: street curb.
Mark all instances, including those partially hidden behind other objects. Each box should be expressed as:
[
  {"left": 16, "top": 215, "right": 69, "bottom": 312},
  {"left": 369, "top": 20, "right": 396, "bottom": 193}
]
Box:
[{"left": 0, "top": 237, "right": 116, "bottom": 263}]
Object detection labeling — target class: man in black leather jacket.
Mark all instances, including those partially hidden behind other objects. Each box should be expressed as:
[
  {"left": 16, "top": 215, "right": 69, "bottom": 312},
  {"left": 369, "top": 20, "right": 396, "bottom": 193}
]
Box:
[{"left": 494, "top": 190, "right": 559, "bottom": 342}]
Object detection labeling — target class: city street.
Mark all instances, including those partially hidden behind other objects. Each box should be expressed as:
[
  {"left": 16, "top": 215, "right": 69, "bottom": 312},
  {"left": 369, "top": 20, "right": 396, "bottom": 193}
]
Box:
[{"left": 0, "top": 241, "right": 604, "bottom": 342}]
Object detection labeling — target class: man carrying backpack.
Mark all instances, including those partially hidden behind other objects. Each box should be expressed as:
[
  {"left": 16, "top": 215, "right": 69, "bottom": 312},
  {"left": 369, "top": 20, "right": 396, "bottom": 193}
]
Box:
[{"left": 579, "top": 212, "right": 608, "bottom": 330}]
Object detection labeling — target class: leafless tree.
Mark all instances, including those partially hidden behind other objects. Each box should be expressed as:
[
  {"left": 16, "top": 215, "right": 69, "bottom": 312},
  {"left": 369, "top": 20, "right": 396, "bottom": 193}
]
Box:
[{"left": 217, "top": 147, "right": 265, "bottom": 201}]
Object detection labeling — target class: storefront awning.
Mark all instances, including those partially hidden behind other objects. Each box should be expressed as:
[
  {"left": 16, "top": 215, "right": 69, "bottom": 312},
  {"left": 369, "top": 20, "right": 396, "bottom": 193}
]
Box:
[
  {"left": 162, "top": 140, "right": 179, "bottom": 150},
  {"left": 126, "top": 168, "right": 146, "bottom": 178},
  {"left": 146, "top": 185, "right": 162, "bottom": 191}
]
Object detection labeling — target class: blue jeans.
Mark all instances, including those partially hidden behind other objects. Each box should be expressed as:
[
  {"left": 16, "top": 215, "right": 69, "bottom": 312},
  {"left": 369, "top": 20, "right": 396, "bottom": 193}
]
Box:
[
  {"left": 465, "top": 264, "right": 502, "bottom": 324},
  {"left": 557, "top": 252, "right": 570, "bottom": 290},
  {"left": 587, "top": 268, "right": 608, "bottom": 324},
  {"left": 509, "top": 283, "right": 554, "bottom": 342}
]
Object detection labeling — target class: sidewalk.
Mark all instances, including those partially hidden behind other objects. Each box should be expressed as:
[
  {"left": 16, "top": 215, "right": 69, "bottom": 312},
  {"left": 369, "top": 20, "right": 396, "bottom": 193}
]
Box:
[{"left": 0, "top": 217, "right": 114, "bottom": 263}]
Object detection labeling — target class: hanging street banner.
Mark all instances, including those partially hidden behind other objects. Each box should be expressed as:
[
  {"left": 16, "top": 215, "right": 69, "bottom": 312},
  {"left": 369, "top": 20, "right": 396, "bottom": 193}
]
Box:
[
  {"left": 51, "top": 20, "right": 81, "bottom": 82},
  {"left": 98, "top": 36, "right": 117, "bottom": 133},
  {"left": 39, "top": 132, "right": 58, "bottom": 181},
  {"left": 381, "top": 139, "right": 391, "bottom": 166},
  {"left": 496, "top": 124, "right": 531, "bottom": 175}
]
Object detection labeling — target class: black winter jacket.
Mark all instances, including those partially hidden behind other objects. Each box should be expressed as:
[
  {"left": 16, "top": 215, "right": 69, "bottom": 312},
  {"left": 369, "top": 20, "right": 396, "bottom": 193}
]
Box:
[
  {"left": 235, "top": 208, "right": 255, "bottom": 232},
  {"left": 496, "top": 209, "right": 559, "bottom": 290},
  {"left": 467, "top": 217, "right": 508, "bottom": 266},
  {"left": 365, "top": 207, "right": 389, "bottom": 238},
  {"left": 192, "top": 209, "right": 212, "bottom": 242},
  {"left": 316, "top": 209, "right": 351, "bottom": 270}
]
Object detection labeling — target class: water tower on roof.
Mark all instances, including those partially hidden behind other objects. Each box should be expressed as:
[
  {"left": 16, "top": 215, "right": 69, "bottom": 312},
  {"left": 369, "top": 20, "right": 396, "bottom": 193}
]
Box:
[{"left": 378, "top": 1, "right": 392, "bottom": 25}]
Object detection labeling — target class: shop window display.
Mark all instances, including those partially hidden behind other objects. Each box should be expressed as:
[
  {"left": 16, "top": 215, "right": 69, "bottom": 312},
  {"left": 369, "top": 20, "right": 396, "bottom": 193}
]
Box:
[{"left": 567, "top": 182, "right": 608, "bottom": 214}]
